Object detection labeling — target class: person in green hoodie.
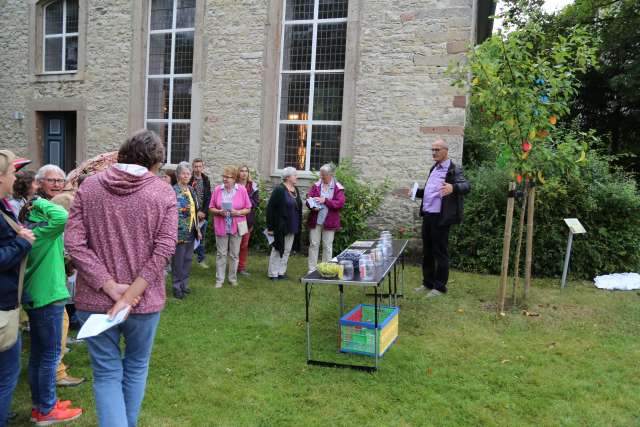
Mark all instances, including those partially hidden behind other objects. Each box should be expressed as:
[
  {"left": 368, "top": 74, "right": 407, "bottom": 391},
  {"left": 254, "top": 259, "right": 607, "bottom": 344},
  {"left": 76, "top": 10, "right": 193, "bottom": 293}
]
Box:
[{"left": 22, "top": 196, "right": 83, "bottom": 424}]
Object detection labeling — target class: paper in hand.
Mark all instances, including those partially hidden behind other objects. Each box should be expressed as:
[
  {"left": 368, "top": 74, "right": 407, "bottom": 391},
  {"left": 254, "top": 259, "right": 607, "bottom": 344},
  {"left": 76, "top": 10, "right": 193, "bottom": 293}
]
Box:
[
  {"left": 77, "top": 306, "right": 131, "bottom": 340},
  {"left": 306, "top": 198, "right": 319, "bottom": 209},
  {"left": 410, "top": 182, "right": 419, "bottom": 201},
  {"left": 263, "top": 229, "right": 275, "bottom": 246}
]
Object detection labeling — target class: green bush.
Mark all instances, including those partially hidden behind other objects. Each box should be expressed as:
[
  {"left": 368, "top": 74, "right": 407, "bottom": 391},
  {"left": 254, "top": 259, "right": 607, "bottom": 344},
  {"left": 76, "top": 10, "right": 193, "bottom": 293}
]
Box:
[{"left": 450, "top": 154, "right": 640, "bottom": 278}]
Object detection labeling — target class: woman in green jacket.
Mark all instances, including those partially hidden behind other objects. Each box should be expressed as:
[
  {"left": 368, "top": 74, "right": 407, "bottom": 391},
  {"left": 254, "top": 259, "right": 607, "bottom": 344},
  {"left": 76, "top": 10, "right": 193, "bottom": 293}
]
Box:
[{"left": 23, "top": 197, "right": 83, "bottom": 424}]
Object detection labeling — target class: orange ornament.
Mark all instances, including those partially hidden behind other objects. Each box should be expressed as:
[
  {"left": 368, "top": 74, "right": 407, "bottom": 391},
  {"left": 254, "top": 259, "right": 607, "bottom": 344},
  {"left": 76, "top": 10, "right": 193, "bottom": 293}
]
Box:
[
  {"left": 549, "top": 115, "right": 557, "bottom": 125},
  {"left": 516, "top": 174, "right": 523, "bottom": 184},
  {"left": 537, "top": 130, "right": 549, "bottom": 138}
]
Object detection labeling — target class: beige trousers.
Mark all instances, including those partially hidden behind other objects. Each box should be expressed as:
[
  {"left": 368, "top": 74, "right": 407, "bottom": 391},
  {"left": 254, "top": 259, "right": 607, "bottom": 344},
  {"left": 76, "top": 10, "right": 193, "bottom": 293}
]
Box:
[
  {"left": 215, "top": 233, "right": 242, "bottom": 284},
  {"left": 268, "top": 233, "right": 295, "bottom": 278},
  {"left": 56, "top": 308, "right": 69, "bottom": 381},
  {"left": 308, "top": 225, "right": 335, "bottom": 272}
]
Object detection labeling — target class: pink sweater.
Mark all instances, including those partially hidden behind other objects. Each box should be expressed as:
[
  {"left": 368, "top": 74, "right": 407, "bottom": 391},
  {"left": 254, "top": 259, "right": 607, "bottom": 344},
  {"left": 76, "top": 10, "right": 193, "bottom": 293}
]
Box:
[
  {"left": 65, "top": 166, "right": 178, "bottom": 314},
  {"left": 209, "top": 184, "right": 252, "bottom": 236}
]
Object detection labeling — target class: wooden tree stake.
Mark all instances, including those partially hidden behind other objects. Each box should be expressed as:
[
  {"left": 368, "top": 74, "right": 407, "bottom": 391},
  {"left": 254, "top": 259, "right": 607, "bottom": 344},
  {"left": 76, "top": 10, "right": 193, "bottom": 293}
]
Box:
[
  {"left": 497, "top": 182, "right": 517, "bottom": 315},
  {"left": 523, "top": 186, "right": 536, "bottom": 301},
  {"left": 511, "top": 181, "right": 529, "bottom": 306}
]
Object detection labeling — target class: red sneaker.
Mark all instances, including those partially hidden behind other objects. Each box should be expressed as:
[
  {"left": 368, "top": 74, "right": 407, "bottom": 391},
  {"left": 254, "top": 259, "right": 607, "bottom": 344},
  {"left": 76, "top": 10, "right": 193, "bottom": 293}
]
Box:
[
  {"left": 31, "top": 400, "right": 73, "bottom": 422},
  {"left": 34, "top": 406, "right": 82, "bottom": 426}
]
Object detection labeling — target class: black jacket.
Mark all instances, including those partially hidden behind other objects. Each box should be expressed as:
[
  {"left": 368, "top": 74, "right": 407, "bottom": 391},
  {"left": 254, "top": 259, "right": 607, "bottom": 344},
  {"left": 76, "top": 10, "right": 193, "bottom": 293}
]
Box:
[
  {"left": 266, "top": 184, "right": 302, "bottom": 256},
  {"left": 189, "top": 173, "right": 212, "bottom": 215},
  {"left": 0, "top": 201, "right": 32, "bottom": 310},
  {"left": 416, "top": 160, "right": 470, "bottom": 226}
]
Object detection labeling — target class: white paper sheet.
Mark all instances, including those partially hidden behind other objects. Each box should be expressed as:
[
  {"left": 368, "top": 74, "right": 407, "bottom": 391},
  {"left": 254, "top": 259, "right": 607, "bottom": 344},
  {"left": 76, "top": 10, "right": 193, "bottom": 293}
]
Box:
[
  {"left": 263, "top": 229, "right": 275, "bottom": 246},
  {"left": 410, "top": 182, "right": 419, "bottom": 201},
  {"left": 306, "top": 198, "right": 319, "bottom": 209},
  {"left": 77, "top": 306, "right": 131, "bottom": 340}
]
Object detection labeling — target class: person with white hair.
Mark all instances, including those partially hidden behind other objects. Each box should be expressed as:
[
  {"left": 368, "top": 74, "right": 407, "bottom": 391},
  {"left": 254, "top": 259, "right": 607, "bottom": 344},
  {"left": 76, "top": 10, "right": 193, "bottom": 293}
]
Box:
[
  {"left": 36, "top": 164, "right": 66, "bottom": 200},
  {"left": 306, "top": 164, "right": 345, "bottom": 273},
  {"left": 171, "top": 161, "right": 201, "bottom": 299},
  {"left": 265, "top": 167, "right": 302, "bottom": 281},
  {"left": 410, "top": 139, "right": 470, "bottom": 297}
]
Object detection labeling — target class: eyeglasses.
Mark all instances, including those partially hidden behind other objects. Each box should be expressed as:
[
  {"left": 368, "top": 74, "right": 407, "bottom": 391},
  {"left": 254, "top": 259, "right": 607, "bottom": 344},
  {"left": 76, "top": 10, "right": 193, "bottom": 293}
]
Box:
[
  {"left": 431, "top": 148, "right": 446, "bottom": 153},
  {"left": 222, "top": 175, "right": 234, "bottom": 179},
  {"left": 44, "top": 178, "right": 65, "bottom": 184}
]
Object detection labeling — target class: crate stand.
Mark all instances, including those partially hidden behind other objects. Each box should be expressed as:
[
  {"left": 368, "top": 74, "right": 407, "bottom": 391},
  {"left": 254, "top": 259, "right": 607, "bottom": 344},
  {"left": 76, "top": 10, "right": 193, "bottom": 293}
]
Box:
[{"left": 300, "top": 239, "right": 408, "bottom": 372}]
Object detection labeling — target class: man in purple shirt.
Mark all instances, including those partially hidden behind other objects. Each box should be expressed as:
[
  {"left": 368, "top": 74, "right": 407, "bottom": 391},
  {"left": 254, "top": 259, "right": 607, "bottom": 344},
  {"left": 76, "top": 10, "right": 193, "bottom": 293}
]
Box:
[{"left": 413, "top": 139, "right": 470, "bottom": 297}]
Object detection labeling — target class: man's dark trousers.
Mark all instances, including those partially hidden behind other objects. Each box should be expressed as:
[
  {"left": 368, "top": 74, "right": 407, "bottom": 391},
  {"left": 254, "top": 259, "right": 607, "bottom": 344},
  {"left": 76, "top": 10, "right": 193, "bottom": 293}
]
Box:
[{"left": 422, "top": 213, "right": 450, "bottom": 293}]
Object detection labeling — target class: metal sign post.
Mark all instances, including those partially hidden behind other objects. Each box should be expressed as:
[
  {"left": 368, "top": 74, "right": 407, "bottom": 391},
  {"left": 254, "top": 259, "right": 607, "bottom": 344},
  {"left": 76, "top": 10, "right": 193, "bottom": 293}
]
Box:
[{"left": 561, "top": 218, "right": 587, "bottom": 289}]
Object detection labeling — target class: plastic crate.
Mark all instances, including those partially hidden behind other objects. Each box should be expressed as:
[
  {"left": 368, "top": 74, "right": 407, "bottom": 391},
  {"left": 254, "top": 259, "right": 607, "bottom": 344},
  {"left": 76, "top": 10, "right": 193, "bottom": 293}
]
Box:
[{"left": 340, "top": 304, "right": 399, "bottom": 357}]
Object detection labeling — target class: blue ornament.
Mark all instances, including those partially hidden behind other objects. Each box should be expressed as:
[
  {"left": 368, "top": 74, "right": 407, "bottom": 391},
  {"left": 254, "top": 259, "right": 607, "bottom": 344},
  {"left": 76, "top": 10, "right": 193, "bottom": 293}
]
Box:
[
  {"left": 539, "top": 95, "right": 550, "bottom": 104},
  {"left": 535, "top": 78, "right": 545, "bottom": 85}
]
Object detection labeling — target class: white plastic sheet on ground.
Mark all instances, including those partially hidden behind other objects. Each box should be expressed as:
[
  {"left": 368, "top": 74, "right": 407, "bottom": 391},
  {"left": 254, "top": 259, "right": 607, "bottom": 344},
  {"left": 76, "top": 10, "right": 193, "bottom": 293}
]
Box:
[{"left": 593, "top": 273, "right": 640, "bottom": 291}]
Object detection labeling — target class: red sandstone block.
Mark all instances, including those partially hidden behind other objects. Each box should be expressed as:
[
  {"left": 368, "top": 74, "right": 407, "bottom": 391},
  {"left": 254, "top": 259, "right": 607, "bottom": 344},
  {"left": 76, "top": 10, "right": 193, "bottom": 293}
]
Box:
[{"left": 419, "top": 126, "right": 465, "bottom": 135}]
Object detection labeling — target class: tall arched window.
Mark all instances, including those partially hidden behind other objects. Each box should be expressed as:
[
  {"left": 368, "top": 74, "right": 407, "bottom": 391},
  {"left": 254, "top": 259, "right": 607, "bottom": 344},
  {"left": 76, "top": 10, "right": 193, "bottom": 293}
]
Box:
[
  {"left": 43, "top": 0, "right": 79, "bottom": 73},
  {"left": 276, "top": 0, "right": 349, "bottom": 171},
  {"left": 145, "top": 0, "right": 196, "bottom": 164}
]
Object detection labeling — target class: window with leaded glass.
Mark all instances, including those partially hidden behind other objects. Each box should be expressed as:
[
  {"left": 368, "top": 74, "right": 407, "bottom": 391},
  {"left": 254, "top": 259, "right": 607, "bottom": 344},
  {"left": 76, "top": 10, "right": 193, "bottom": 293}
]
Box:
[
  {"left": 277, "top": 0, "right": 348, "bottom": 171},
  {"left": 145, "top": 0, "right": 196, "bottom": 164},
  {"left": 43, "top": 0, "right": 79, "bottom": 73}
]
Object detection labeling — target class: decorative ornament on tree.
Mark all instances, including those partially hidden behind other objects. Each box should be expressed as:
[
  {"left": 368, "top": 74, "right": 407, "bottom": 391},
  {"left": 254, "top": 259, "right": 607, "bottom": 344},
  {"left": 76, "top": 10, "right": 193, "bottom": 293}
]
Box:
[
  {"left": 549, "top": 115, "right": 557, "bottom": 125},
  {"left": 521, "top": 141, "right": 532, "bottom": 152}
]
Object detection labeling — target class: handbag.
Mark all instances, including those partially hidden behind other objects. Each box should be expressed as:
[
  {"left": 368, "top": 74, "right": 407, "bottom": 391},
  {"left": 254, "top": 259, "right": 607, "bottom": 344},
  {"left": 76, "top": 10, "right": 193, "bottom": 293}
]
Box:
[
  {"left": 0, "top": 210, "right": 28, "bottom": 352},
  {"left": 237, "top": 220, "right": 249, "bottom": 237}
]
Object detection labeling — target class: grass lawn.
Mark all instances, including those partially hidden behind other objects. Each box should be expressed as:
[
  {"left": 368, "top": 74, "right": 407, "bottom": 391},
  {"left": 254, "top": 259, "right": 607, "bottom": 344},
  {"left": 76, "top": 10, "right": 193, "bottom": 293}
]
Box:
[{"left": 11, "top": 253, "right": 640, "bottom": 426}]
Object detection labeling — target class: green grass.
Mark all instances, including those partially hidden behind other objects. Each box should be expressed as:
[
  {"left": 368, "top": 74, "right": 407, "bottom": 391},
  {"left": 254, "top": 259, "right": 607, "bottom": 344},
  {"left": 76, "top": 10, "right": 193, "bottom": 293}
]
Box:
[{"left": 11, "top": 254, "right": 640, "bottom": 426}]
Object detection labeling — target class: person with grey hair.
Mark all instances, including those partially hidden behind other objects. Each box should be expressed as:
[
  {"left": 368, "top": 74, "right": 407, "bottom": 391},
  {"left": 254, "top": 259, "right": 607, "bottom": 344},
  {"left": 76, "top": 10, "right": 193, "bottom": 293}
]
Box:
[
  {"left": 409, "top": 139, "right": 470, "bottom": 297},
  {"left": 265, "top": 166, "right": 302, "bottom": 280},
  {"left": 306, "top": 163, "right": 345, "bottom": 273},
  {"left": 36, "top": 164, "right": 66, "bottom": 200},
  {"left": 170, "top": 161, "right": 201, "bottom": 299}
]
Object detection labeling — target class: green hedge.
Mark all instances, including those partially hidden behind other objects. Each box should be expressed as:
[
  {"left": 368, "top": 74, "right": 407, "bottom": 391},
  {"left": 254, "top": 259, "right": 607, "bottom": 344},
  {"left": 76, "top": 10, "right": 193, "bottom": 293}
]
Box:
[{"left": 450, "top": 156, "right": 640, "bottom": 278}]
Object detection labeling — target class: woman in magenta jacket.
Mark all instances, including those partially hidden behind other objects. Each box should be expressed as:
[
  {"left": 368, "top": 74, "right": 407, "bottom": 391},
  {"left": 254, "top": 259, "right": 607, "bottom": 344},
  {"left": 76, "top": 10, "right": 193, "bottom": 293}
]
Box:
[
  {"left": 209, "top": 165, "right": 251, "bottom": 288},
  {"left": 306, "top": 164, "right": 345, "bottom": 273}
]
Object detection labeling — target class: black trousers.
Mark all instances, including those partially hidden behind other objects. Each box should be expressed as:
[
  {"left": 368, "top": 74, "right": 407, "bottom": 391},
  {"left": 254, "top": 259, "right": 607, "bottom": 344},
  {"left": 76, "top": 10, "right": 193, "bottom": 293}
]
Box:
[{"left": 421, "top": 213, "right": 450, "bottom": 293}]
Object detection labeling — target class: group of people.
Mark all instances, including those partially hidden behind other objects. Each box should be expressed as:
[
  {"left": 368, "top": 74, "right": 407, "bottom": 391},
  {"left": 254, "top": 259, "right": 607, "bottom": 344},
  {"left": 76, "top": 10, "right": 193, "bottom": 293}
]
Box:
[
  {"left": 0, "top": 128, "right": 468, "bottom": 426},
  {"left": 158, "top": 158, "right": 346, "bottom": 298}
]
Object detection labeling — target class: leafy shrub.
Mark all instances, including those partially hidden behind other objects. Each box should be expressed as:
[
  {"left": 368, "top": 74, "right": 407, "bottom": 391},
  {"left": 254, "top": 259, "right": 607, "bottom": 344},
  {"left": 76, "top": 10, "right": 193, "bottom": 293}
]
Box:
[{"left": 450, "top": 154, "right": 640, "bottom": 278}]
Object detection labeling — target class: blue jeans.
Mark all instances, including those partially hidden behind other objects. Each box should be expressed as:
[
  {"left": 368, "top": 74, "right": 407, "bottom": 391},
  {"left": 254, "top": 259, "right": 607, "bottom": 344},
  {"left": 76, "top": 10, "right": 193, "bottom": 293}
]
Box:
[
  {"left": 27, "top": 304, "right": 64, "bottom": 414},
  {"left": 194, "top": 219, "right": 208, "bottom": 263},
  {"left": 0, "top": 335, "right": 21, "bottom": 427},
  {"left": 77, "top": 310, "right": 160, "bottom": 427}
]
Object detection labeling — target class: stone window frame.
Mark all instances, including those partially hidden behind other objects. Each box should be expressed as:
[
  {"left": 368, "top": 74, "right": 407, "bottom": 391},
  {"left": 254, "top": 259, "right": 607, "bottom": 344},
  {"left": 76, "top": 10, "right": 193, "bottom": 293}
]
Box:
[
  {"left": 260, "top": 0, "right": 361, "bottom": 179},
  {"left": 129, "top": 0, "right": 206, "bottom": 166},
  {"left": 29, "top": 0, "right": 87, "bottom": 82}
]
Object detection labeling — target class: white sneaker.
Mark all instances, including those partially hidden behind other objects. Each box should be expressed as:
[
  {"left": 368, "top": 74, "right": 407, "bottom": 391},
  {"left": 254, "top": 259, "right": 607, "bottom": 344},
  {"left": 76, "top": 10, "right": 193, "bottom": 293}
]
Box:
[
  {"left": 414, "top": 286, "right": 428, "bottom": 292},
  {"left": 199, "top": 262, "right": 210, "bottom": 269},
  {"left": 230, "top": 281, "right": 238, "bottom": 287},
  {"left": 215, "top": 282, "right": 223, "bottom": 288},
  {"left": 426, "top": 289, "right": 444, "bottom": 298}
]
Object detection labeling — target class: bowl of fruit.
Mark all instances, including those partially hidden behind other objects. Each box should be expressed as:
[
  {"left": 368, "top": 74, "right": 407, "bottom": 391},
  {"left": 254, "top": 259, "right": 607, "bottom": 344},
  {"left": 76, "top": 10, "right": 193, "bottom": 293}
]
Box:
[{"left": 316, "top": 262, "right": 343, "bottom": 279}]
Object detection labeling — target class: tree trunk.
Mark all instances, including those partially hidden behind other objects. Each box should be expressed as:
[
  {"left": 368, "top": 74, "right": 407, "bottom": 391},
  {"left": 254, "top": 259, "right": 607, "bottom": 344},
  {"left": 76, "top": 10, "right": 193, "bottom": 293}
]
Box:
[{"left": 498, "top": 182, "right": 516, "bottom": 315}]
